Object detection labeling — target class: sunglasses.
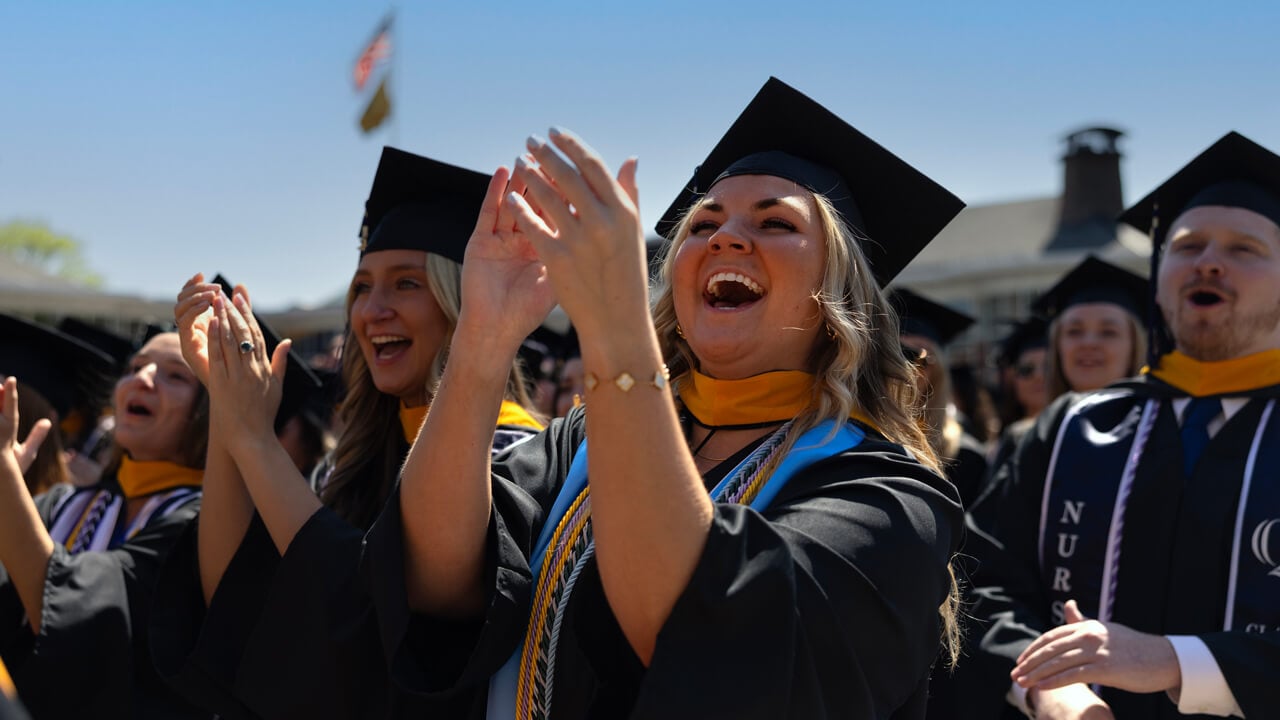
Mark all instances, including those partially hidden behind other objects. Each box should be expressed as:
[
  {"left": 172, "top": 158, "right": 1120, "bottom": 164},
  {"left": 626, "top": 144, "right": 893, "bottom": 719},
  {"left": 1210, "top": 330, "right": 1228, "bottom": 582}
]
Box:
[
  {"left": 902, "top": 344, "right": 937, "bottom": 368},
  {"left": 1014, "top": 362, "right": 1042, "bottom": 379}
]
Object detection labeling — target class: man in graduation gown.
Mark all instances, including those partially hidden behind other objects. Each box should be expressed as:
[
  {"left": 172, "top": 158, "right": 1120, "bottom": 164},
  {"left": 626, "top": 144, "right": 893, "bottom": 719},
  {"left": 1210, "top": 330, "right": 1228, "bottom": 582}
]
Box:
[{"left": 971, "top": 131, "right": 1280, "bottom": 719}]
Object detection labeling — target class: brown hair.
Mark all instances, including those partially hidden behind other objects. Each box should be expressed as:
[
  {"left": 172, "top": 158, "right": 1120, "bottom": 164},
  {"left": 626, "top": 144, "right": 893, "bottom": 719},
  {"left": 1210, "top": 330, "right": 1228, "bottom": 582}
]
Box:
[{"left": 16, "top": 382, "right": 69, "bottom": 494}]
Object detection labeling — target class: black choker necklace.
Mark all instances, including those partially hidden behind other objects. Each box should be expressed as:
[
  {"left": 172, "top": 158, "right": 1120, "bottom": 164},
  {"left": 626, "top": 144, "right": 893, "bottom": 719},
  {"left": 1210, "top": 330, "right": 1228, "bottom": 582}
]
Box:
[{"left": 685, "top": 410, "right": 790, "bottom": 432}]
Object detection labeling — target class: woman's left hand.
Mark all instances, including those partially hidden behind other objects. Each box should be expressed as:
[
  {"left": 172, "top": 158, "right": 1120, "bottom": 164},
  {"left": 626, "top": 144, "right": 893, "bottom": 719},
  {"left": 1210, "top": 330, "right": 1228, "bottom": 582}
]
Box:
[
  {"left": 507, "top": 128, "right": 649, "bottom": 342},
  {"left": 206, "top": 288, "right": 290, "bottom": 451},
  {"left": 0, "top": 377, "right": 51, "bottom": 475}
]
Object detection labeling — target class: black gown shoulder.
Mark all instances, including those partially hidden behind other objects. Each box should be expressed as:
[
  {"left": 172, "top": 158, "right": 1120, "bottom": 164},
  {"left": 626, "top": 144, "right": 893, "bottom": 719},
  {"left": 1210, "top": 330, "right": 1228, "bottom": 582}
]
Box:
[
  {"left": 369, "top": 410, "right": 963, "bottom": 719},
  {"left": 0, "top": 479, "right": 204, "bottom": 720}
]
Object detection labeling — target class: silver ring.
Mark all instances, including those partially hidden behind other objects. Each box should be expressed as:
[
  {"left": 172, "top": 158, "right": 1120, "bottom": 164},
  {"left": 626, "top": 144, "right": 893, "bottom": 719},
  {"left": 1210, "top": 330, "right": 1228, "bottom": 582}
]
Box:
[{"left": 238, "top": 340, "right": 254, "bottom": 354}]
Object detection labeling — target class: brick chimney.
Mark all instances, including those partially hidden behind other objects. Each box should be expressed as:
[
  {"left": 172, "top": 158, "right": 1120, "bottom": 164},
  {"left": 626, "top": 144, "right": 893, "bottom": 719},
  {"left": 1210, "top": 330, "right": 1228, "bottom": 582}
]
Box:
[{"left": 1045, "top": 127, "right": 1124, "bottom": 251}]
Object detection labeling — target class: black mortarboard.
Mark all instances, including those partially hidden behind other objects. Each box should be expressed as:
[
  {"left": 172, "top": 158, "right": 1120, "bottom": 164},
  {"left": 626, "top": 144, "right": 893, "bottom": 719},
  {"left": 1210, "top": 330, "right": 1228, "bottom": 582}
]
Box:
[
  {"left": 1119, "top": 131, "right": 1280, "bottom": 247},
  {"left": 58, "top": 317, "right": 137, "bottom": 374},
  {"left": 212, "top": 275, "right": 324, "bottom": 432},
  {"left": 358, "top": 147, "right": 491, "bottom": 263},
  {"left": 0, "top": 314, "right": 116, "bottom": 417},
  {"left": 889, "top": 288, "right": 975, "bottom": 347},
  {"left": 142, "top": 323, "right": 172, "bottom": 343},
  {"left": 1032, "top": 256, "right": 1148, "bottom": 320},
  {"left": 998, "top": 316, "right": 1049, "bottom": 368},
  {"left": 518, "top": 326, "right": 564, "bottom": 383},
  {"left": 655, "top": 77, "right": 964, "bottom": 286}
]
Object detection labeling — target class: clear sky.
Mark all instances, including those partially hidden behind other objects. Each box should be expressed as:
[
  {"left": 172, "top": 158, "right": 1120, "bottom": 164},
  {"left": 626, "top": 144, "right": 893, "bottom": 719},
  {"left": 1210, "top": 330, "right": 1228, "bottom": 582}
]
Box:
[{"left": 4, "top": 1, "right": 1278, "bottom": 311}]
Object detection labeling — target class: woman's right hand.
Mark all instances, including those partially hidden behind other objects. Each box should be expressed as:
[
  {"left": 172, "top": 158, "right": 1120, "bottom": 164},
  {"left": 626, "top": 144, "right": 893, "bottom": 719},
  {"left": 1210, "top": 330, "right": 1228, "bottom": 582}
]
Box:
[
  {"left": 454, "top": 166, "right": 557, "bottom": 356},
  {"left": 174, "top": 272, "right": 222, "bottom": 386},
  {"left": 205, "top": 288, "right": 291, "bottom": 452}
]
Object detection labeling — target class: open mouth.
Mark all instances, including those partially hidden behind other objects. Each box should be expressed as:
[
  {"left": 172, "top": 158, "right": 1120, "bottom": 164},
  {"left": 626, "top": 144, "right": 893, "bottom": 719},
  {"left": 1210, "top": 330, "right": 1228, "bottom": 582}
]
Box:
[
  {"left": 704, "top": 272, "right": 766, "bottom": 310},
  {"left": 1188, "top": 289, "right": 1225, "bottom": 307},
  {"left": 370, "top": 334, "right": 411, "bottom": 360},
  {"left": 125, "top": 402, "right": 153, "bottom": 418}
]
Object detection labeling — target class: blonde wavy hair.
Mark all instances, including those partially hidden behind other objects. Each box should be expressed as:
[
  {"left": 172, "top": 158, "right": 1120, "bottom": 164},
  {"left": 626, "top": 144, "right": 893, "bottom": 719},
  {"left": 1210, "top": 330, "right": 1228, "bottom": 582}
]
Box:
[
  {"left": 651, "top": 190, "right": 962, "bottom": 666},
  {"left": 321, "top": 251, "right": 534, "bottom": 529}
]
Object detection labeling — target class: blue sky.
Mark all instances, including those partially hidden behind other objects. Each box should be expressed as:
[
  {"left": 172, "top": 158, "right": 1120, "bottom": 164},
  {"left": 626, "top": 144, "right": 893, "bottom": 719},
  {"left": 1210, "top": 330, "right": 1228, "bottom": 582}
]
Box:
[{"left": 4, "top": 1, "right": 1278, "bottom": 311}]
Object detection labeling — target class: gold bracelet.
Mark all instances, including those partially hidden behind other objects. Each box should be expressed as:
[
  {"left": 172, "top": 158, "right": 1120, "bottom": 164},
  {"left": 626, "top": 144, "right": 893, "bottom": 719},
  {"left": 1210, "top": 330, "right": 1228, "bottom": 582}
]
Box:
[{"left": 583, "top": 364, "right": 670, "bottom": 393}]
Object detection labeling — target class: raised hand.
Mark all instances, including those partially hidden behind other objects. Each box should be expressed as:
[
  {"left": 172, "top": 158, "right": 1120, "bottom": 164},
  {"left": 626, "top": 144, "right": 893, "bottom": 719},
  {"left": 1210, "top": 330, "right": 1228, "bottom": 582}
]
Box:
[
  {"left": 0, "top": 377, "right": 52, "bottom": 474},
  {"left": 206, "top": 289, "right": 291, "bottom": 451},
  {"left": 455, "top": 165, "right": 557, "bottom": 354},
  {"left": 506, "top": 128, "right": 647, "bottom": 343},
  {"left": 174, "top": 272, "right": 222, "bottom": 385},
  {"left": 1013, "top": 599, "right": 1181, "bottom": 695}
]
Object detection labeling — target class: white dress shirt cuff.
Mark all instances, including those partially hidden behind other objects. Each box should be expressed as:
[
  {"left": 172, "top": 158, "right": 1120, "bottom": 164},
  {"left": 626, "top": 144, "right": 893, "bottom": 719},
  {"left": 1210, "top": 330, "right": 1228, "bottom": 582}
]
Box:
[
  {"left": 1006, "top": 681, "right": 1034, "bottom": 718},
  {"left": 1167, "top": 635, "right": 1244, "bottom": 717}
]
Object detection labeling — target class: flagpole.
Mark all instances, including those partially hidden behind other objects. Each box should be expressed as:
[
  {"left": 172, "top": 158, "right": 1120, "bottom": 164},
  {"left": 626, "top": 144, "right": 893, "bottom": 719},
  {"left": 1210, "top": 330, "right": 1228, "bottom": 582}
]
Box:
[{"left": 388, "top": 1, "right": 399, "bottom": 148}]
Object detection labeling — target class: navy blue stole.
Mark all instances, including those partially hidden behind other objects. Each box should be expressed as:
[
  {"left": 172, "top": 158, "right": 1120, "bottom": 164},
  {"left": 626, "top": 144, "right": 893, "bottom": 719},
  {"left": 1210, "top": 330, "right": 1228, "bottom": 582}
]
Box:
[{"left": 1040, "top": 392, "right": 1280, "bottom": 633}]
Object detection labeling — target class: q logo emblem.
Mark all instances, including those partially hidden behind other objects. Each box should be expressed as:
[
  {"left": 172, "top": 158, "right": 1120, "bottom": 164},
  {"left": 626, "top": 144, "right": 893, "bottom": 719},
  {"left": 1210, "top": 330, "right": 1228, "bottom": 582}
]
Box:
[{"left": 1251, "top": 519, "right": 1280, "bottom": 578}]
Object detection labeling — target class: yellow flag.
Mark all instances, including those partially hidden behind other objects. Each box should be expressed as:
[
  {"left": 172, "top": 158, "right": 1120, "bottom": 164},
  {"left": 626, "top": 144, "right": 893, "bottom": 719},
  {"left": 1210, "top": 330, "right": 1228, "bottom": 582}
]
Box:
[{"left": 359, "top": 77, "right": 391, "bottom": 133}]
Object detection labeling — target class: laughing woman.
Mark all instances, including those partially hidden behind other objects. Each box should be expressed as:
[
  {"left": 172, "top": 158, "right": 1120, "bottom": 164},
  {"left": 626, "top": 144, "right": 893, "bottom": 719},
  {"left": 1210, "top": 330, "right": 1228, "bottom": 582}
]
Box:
[
  {"left": 0, "top": 333, "right": 207, "bottom": 719},
  {"left": 373, "top": 78, "right": 966, "bottom": 719},
  {"left": 151, "top": 148, "right": 543, "bottom": 719}
]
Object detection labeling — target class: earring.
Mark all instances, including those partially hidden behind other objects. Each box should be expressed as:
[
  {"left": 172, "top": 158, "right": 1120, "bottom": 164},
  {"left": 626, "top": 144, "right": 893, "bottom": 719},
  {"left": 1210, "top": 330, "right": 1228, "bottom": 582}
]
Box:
[
  {"left": 676, "top": 324, "right": 686, "bottom": 339},
  {"left": 826, "top": 323, "right": 838, "bottom": 339}
]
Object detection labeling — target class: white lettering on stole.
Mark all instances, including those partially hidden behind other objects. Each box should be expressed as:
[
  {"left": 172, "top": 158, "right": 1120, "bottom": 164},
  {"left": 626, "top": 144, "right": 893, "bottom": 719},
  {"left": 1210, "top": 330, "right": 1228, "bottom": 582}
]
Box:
[
  {"left": 1245, "top": 623, "right": 1272, "bottom": 633},
  {"left": 1051, "top": 600, "right": 1066, "bottom": 626},
  {"left": 1060, "top": 500, "right": 1085, "bottom": 525},
  {"left": 1057, "top": 533, "right": 1080, "bottom": 559},
  {"left": 1052, "top": 567, "right": 1072, "bottom": 593}
]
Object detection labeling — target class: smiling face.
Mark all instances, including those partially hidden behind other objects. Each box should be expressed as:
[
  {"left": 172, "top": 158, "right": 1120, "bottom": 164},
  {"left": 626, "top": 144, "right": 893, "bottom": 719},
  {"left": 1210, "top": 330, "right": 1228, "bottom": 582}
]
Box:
[
  {"left": 1053, "top": 302, "right": 1136, "bottom": 392},
  {"left": 112, "top": 333, "right": 200, "bottom": 463},
  {"left": 1157, "top": 205, "right": 1280, "bottom": 361},
  {"left": 349, "top": 249, "right": 451, "bottom": 406},
  {"left": 671, "top": 174, "right": 828, "bottom": 379}
]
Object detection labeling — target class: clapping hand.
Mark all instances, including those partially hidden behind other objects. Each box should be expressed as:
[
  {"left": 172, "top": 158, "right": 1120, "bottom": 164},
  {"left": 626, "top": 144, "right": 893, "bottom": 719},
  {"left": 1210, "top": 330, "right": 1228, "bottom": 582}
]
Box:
[
  {"left": 455, "top": 165, "right": 557, "bottom": 353},
  {"left": 0, "top": 377, "right": 51, "bottom": 475},
  {"left": 505, "top": 128, "right": 647, "bottom": 343},
  {"left": 1014, "top": 599, "right": 1181, "bottom": 696}
]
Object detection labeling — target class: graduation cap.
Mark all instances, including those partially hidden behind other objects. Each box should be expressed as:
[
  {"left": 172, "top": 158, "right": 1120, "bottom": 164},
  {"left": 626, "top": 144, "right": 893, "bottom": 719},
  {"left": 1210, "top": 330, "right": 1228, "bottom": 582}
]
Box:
[
  {"left": 0, "top": 314, "right": 116, "bottom": 418},
  {"left": 1031, "top": 256, "right": 1148, "bottom": 320},
  {"left": 58, "top": 317, "right": 137, "bottom": 374},
  {"left": 654, "top": 77, "right": 965, "bottom": 286},
  {"left": 1119, "top": 131, "right": 1280, "bottom": 364},
  {"left": 212, "top": 275, "right": 324, "bottom": 432},
  {"left": 518, "top": 325, "right": 573, "bottom": 382},
  {"left": 997, "top": 316, "right": 1049, "bottom": 369},
  {"left": 1119, "top": 131, "right": 1280, "bottom": 247},
  {"left": 888, "top": 288, "right": 975, "bottom": 347},
  {"left": 358, "top": 147, "right": 491, "bottom": 263}
]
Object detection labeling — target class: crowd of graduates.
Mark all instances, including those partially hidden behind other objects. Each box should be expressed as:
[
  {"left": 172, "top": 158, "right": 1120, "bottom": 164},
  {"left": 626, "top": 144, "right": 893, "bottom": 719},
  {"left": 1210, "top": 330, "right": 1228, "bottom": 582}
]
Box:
[{"left": 2, "top": 77, "right": 1279, "bottom": 720}]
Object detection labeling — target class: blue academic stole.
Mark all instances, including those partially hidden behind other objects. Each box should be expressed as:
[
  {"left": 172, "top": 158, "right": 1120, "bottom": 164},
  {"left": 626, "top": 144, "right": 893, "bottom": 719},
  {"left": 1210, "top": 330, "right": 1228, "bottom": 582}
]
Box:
[{"left": 487, "top": 419, "right": 867, "bottom": 719}]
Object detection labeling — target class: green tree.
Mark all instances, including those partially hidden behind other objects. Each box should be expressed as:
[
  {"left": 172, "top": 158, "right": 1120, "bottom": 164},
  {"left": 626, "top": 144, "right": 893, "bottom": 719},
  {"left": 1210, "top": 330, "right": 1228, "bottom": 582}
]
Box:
[{"left": 0, "top": 220, "right": 103, "bottom": 288}]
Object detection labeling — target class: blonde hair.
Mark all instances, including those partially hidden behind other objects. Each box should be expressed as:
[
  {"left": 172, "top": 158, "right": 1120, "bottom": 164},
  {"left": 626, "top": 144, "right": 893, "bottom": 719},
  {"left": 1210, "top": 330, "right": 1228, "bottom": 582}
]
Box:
[
  {"left": 1045, "top": 308, "right": 1147, "bottom": 401},
  {"left": 651, "top": 191, "right": 962, "bottom": 666},
  {"left": 322, "top": 252, "right": 534, "bottom": 529}
]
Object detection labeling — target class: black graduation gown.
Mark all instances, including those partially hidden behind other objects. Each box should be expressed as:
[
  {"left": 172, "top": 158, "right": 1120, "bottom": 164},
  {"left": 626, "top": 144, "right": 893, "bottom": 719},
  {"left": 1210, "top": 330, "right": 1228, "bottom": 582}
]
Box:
[
  {"left": 152, "top": 424, "right": 542, "bottom": 720},
  {"left": 0, "top": 659, "right": 30, "bottom": 720},
  {"left": 0, "top": 480, "right": 205, "bottom": 719},
  {"left": 973, "top": 379, "right": 1280, "bottom": 719},
  {"left": 366, "top": 407, "right": 963, "bottom": 719}
]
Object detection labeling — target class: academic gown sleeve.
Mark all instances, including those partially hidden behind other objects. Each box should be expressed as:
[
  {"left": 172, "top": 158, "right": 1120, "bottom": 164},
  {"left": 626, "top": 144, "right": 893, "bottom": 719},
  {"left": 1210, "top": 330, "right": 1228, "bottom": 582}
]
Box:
[
  {"left": 152, "top": 505, "right": 388, "bottom": 720},
  {"left": 628, "top": 443, "right": 962, "bottom": 719},
  {"left": 0, "top": 490, "right": 202, "bottom": 720},
  {"left": 1199, "top": 631, "right": 1280, "bottom": 718},
  {"left": 361, "top": 409, "right": 584, "bottom": 716}
]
